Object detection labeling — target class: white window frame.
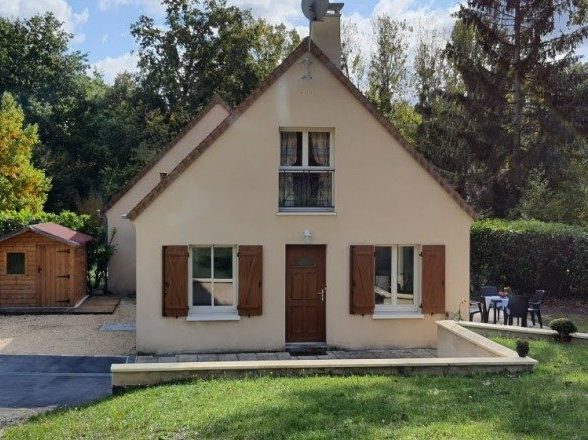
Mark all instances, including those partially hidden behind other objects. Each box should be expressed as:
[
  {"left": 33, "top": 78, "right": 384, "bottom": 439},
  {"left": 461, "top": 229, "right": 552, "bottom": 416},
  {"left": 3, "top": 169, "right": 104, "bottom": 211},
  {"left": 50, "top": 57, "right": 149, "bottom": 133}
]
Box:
[
  {"left": 278, "top": 128, "right": 335, "bottom": 212},
  {"left": 188, "top": 245, "right": 239, "bottom": 319},
  {"left": 374, "top": 244, "right": 422, "bottom": 314}
]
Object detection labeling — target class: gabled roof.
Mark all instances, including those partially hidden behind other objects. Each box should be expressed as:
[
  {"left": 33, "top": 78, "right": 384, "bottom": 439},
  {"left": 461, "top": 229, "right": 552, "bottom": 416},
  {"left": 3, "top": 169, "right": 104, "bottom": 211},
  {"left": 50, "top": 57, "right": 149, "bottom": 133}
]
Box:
[
  {"left": 127, "top": 38, "right": 478, "bottom": 221},
  {"left": 103, "top": 95, "right": 232, "bottom": 212},
  {"left": 0, "top": 222, "right": 93, "bottom": 247}
]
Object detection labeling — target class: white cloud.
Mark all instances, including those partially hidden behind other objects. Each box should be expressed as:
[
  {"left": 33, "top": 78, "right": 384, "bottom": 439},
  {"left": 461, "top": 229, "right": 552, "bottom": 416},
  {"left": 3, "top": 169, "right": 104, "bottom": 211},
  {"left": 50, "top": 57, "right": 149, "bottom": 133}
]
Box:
[
  {"left": 101, "top": 33, "right": 109, "bottom": 44},
  {"left": 97, "top": 0, "right": 165, "bottom": 15},
  {"left": 227, "top": 0, "right": 300, "bottom": 26},
  {"left": 91, "top": 52, "right": 139, "bottom": 84},
  {"left": 0, "top": 0, "right": 89, "bottom": 43}
]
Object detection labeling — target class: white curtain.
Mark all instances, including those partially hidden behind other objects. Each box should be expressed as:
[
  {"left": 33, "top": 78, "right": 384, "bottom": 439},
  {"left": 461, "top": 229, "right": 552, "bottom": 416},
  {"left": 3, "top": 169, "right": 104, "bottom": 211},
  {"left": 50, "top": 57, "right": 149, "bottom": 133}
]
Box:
[
  {"left": 280, "top": 132, "right": 300, "bottom": 166},
  {"left": 309, "top": 132, "right": 330, "bottom": 166}
]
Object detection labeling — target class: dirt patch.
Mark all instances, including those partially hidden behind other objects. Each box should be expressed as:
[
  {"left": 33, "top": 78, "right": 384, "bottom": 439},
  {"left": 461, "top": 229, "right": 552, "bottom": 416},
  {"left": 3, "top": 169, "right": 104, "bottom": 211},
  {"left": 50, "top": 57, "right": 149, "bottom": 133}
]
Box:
[{"left": 0, "top": 298, "right": 136, "bottom": 356}]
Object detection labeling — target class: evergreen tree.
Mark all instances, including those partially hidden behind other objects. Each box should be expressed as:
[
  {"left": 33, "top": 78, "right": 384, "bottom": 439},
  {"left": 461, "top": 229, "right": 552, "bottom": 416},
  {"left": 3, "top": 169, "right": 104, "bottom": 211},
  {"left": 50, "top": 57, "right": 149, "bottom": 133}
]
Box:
[{"left": 445, "top": 0, "right": 588, "bottom": 216}]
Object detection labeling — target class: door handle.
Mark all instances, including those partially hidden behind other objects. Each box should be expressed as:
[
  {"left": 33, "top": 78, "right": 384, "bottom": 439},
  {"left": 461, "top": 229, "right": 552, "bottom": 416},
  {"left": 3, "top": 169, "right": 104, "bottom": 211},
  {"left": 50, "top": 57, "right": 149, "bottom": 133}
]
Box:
[{"left": 318, "top": 287, "right": 326, "bottom": 302}]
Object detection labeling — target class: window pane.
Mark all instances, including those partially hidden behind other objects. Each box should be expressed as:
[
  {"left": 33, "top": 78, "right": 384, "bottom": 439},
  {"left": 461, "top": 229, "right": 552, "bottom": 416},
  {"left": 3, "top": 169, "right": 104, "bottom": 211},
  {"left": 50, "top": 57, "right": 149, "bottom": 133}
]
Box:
[
  {"left": 213, "top": 247, "right": 233, "bottom": 279},
  {"left": 309, "top": 132, "right": 330, "bottom": 167},
  {"left": 374, "top": 247, "right": 392, "bottom": 305},
  {"left": 193, "top": 247, "right": 211, "bottom": 278},
  {"left": 193, "top": 281, "right": 213, "bottom": 306},
  {"left": 7, "top": 252, "right": 25, "bottom": 275},
  {"left": 397, "top": 246, "right": 415, "bottom": 305},
  {"left": 213, "top": 282, "right": 233, "bottom": 306},
  {"left": 280, "top": 132, "right": 302, "bottom": 166}
]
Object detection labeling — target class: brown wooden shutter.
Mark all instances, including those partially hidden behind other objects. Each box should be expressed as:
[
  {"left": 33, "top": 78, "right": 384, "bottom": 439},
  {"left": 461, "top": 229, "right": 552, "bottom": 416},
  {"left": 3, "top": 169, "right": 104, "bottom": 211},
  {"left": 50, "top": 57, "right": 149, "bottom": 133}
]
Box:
[
  {"left": 162, "top": 246, "right": 189, "bottom": 318},
  {"left": 421, "top": 245, "right": 446, "bottom": 314},
  {"left": 350, "top": 245, "right": 375, "bottom": 315},
  {"left": 238, "top": 246, "right": 263, "bottom": 316}
]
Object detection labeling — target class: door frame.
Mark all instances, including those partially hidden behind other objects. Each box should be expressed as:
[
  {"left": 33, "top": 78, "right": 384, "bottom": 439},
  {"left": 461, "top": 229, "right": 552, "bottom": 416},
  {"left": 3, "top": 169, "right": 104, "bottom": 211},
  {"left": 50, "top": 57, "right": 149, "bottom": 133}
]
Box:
[{"left": 285, "top": 244, "right": 327, "bottom": 343}]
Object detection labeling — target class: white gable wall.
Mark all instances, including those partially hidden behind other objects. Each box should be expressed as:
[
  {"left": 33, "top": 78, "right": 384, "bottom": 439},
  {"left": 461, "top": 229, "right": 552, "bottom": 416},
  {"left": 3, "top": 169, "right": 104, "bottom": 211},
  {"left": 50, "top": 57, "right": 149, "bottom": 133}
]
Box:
[
  {"left": 106, "top": 103, "right": 230, "bottom": 295},
  {"left": 134, "top": 53, "right": 473, "bottom": 353}
]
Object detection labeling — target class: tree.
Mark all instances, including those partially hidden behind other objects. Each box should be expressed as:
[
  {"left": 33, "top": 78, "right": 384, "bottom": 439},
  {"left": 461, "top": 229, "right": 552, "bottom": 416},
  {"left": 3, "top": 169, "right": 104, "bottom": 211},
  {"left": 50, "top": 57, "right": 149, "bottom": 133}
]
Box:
[
  {"left": 367, "top": 16, "right": 410, "bottom": 117},
  {"left": 0, "top": 13, "right": 103, "bottom": 211},
  {"left": 0, "top": 92, "right": 51, "bottom": 212},
  {"left": 445, "top": 0, "right": 588, "bottom": 216},
  {"left": 131, "top": 0, "right": 300, "bottom": 134}
]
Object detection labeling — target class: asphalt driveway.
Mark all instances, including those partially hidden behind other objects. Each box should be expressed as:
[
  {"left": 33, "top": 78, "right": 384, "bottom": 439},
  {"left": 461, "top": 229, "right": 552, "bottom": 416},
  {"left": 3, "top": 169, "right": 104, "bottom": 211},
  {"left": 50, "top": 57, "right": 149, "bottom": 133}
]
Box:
[{"left": 0, "top": 354, "right": 127, "bottom": 427}]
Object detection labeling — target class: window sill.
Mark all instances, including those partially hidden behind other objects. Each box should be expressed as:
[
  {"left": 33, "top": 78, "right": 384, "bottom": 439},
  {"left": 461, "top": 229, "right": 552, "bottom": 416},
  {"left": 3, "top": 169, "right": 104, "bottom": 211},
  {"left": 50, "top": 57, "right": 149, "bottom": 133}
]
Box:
[
  {"left": 372, "top": 311, "right": 424, "bottom": 320},
  {"left": 186, "top": 312, "right": 241, "bottom": 322},
  {"left": 276, "top": 212, "right": 337, "bottom": 216}
]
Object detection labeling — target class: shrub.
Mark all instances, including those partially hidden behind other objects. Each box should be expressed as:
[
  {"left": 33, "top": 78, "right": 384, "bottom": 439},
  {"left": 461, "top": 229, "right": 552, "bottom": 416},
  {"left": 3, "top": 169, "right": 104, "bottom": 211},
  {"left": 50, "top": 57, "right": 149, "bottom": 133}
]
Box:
[
  {"left": 549, "top": 318, "right": 578, "bottom": 342},
  {"left": 515, "top": 339, "right": 530, "bottom": 357},
  {"left": 471, "top": 219, "right": 588, "bottom": 299}
]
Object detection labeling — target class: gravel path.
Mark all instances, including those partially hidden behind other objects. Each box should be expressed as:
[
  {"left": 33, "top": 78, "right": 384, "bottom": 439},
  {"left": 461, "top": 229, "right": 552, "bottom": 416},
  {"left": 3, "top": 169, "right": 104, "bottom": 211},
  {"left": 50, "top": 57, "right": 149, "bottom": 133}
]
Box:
[{"left": 0, "top": 298, "right": 136, "bottom": 356}]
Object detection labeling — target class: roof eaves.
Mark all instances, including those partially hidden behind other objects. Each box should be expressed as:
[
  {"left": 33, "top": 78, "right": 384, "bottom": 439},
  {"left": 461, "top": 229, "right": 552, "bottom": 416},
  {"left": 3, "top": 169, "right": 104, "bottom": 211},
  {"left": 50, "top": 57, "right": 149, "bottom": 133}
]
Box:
[
  {"left": 126, "top": 39, "right": 311, "bottom": 221},
  {"left": 102, "top": 94, "right": 232, "bottom": 213}
]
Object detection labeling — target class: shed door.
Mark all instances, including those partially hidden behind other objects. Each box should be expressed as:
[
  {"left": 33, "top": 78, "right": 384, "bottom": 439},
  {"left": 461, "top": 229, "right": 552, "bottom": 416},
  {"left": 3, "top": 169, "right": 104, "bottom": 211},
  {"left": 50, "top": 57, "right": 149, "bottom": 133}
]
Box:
[{"left": 38, "top": 245, "right": 72, "bottom": 306}]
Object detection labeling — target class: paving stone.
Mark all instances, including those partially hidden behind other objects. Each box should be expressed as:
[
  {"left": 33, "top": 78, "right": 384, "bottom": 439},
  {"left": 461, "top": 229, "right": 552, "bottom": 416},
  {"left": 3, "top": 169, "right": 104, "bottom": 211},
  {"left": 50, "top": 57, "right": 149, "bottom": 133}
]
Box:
[
  {"left": 136, "top": 356, "right": 157, "bottom": 364},
  {"left": 345, "top": 351, "right": 375, "bottom": 359},
  {"left": 177, "top": 354, "right": 199, "bottom": 362},
  {"left": 316, "top": 352, "right": 337, "bottom": 360},
  {"left": 237, "top": 353, "right": 258, "bottom": 361},
  {"left": 197, "top": 354, "right": 219, "bottom": 362},
  {"left": 158, "top": 356, "right": 177, "bottom": 363},
  {"left": 297, "top": 355, "right": 318, "bottom": 360},
  {"left": 330, "top": 351, "right": 350, "bottom": 359},
  {"left": 276, "top": 352, "right": 292, "bottom": 360},
  {"left": 217, "top": 354, "right": 238, "bottom": 361},
  {"left": 370, "top": 350, "right": 396, "bottom": 359},
  {"left": 255, "top": 352, "right": 278, "bottom": 360}
]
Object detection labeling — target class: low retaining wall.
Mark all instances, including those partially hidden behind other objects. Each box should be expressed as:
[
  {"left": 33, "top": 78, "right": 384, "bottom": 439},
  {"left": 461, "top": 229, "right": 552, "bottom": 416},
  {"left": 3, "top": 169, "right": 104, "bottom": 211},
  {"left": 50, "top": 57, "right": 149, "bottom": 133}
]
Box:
[
  {"left": 459, "top": 321, "right": 588, "bottom": 345},
  {"left": 112, "top": 321, "right": 537, "bottom": 389}
]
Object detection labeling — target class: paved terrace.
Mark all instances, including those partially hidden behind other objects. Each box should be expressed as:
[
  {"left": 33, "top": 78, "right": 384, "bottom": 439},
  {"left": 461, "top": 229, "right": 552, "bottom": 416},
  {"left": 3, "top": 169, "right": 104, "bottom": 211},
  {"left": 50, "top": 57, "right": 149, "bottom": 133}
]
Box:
[{"left": 134, "top": 349, "right": 437, "bottom": 364}]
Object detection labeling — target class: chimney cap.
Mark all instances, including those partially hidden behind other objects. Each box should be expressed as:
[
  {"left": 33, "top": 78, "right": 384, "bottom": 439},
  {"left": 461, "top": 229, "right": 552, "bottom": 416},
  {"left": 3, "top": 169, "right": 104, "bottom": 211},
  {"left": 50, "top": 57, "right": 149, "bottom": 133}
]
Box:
[{"left": 328, "top": 2, "right": 344, "bottom": 15}]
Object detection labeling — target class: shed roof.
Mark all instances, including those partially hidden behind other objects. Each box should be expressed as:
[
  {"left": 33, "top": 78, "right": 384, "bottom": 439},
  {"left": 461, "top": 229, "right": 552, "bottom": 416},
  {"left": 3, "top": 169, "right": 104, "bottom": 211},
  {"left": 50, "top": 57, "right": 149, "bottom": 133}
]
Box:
[{"left": 0, "top": 222, "right": 93, "bottom": 247}]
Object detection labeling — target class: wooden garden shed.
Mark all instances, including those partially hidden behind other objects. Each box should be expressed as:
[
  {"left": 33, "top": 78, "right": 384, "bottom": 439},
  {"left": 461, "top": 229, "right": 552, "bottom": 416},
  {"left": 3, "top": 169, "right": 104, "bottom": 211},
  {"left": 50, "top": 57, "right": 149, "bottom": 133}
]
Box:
[{"left": 0, "top": 223, "right": 93, "bottom": 308}]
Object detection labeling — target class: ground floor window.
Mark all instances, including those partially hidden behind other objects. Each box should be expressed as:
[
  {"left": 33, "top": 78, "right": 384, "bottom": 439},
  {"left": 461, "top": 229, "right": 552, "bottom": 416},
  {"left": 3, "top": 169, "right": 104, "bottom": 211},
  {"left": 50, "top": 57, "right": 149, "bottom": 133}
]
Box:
[
  {"left": 191, "top": 245, "right": 237, "bottom": 312},
  {"left": 374, "top": 245, "right": 420, "bottom": 311}
]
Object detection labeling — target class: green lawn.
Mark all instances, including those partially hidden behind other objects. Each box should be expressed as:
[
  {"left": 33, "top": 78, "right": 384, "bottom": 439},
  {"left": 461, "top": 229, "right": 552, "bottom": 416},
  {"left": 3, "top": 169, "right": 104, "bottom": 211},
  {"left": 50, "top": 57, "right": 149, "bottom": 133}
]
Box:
[{"left": 4, "top": 339, "right": 587, "bottom": 440}]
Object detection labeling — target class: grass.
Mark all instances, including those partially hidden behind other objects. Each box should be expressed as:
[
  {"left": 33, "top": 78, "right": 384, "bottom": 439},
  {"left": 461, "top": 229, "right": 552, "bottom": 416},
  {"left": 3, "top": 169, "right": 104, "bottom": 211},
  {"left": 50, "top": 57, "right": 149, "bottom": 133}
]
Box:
[{"left": 3, "top": 339, "right": 587, "bottom": 440}]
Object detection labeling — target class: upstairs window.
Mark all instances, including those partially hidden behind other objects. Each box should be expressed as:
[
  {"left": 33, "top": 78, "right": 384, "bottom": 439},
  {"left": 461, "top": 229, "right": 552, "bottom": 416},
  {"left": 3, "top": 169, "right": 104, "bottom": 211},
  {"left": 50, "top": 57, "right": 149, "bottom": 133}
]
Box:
[{"left": 279, "top": 129, "right": 334, "bottom": 211}]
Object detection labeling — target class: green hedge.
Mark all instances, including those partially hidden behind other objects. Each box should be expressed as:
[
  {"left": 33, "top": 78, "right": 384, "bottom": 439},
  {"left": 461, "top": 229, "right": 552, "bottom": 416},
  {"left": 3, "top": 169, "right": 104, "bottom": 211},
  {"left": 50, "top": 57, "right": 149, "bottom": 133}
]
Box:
[{"left": 471, "top": 219, "right": 588, "bottom": 298}]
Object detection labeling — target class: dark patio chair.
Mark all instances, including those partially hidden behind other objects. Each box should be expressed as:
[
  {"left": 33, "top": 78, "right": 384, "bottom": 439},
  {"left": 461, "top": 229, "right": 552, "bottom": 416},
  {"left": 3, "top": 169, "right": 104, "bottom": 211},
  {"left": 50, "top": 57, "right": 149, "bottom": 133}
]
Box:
[
  {"left": 480, "top": 286, "right": 498, "bottom": 323},
  {"left": 504, "top": 295, "right": 530, "bottom": 327},
  {"left": 528, "top": 290, "right": 545, "bottom": 328},
  {"left": 469, "top": 301, "right": 482, "bottom": 321}
]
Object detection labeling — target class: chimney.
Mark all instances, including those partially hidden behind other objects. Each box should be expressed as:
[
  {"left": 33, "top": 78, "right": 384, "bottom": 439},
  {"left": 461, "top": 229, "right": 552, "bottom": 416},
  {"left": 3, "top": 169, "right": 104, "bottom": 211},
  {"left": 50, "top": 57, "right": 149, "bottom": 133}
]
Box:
[{"left": 311, "top": 3, "right": 344, "bottom": 69}]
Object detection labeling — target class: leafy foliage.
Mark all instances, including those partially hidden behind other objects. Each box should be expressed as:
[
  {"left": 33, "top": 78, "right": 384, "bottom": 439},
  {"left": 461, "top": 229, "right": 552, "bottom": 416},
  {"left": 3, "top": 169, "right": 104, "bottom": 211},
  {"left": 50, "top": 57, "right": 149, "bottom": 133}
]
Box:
[
  {"left": 549, "top": 318, "right": 578, "bottom": 342},
  {"left": 515, "top": 339, "right": 529, "bottom": 357},
  {"left": 471, "top": 219, "right": 588, "bottom": 298},
  {"left": 0, "top": 93, "right": 51, "bottom": 212}
]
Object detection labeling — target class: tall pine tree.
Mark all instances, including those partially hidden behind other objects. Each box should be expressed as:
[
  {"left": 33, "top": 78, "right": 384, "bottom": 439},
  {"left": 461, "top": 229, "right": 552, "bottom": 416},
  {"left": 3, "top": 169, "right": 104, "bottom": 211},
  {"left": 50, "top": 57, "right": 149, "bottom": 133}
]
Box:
[{"left": 445, "top": 0, "right": 588, "bottom": 216}]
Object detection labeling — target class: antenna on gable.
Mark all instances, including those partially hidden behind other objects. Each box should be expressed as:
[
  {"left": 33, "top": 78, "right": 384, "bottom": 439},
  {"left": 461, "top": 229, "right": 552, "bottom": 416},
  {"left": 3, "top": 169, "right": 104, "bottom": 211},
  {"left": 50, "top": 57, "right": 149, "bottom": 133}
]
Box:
[{"left": 301, "top": 0, "right": 330, "bottom": 80}]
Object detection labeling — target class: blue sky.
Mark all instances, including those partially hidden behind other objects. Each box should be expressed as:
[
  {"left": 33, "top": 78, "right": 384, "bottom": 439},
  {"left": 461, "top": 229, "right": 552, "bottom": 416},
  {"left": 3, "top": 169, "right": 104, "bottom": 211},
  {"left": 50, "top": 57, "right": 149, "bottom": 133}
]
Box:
[{"left": 0, "top": 1, "right": 469, "bottom": 82}]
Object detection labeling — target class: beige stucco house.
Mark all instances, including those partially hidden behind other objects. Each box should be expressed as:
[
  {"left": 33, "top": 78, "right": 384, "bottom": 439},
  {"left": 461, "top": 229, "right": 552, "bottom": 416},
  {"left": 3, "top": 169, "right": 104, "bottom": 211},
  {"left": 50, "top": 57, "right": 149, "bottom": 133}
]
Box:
[
  {"left": 116, "top": 5, "right": 477, "bottom": 354},
  {"left": 104, "top": 97, "right": 231, "bottom": 296}
]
